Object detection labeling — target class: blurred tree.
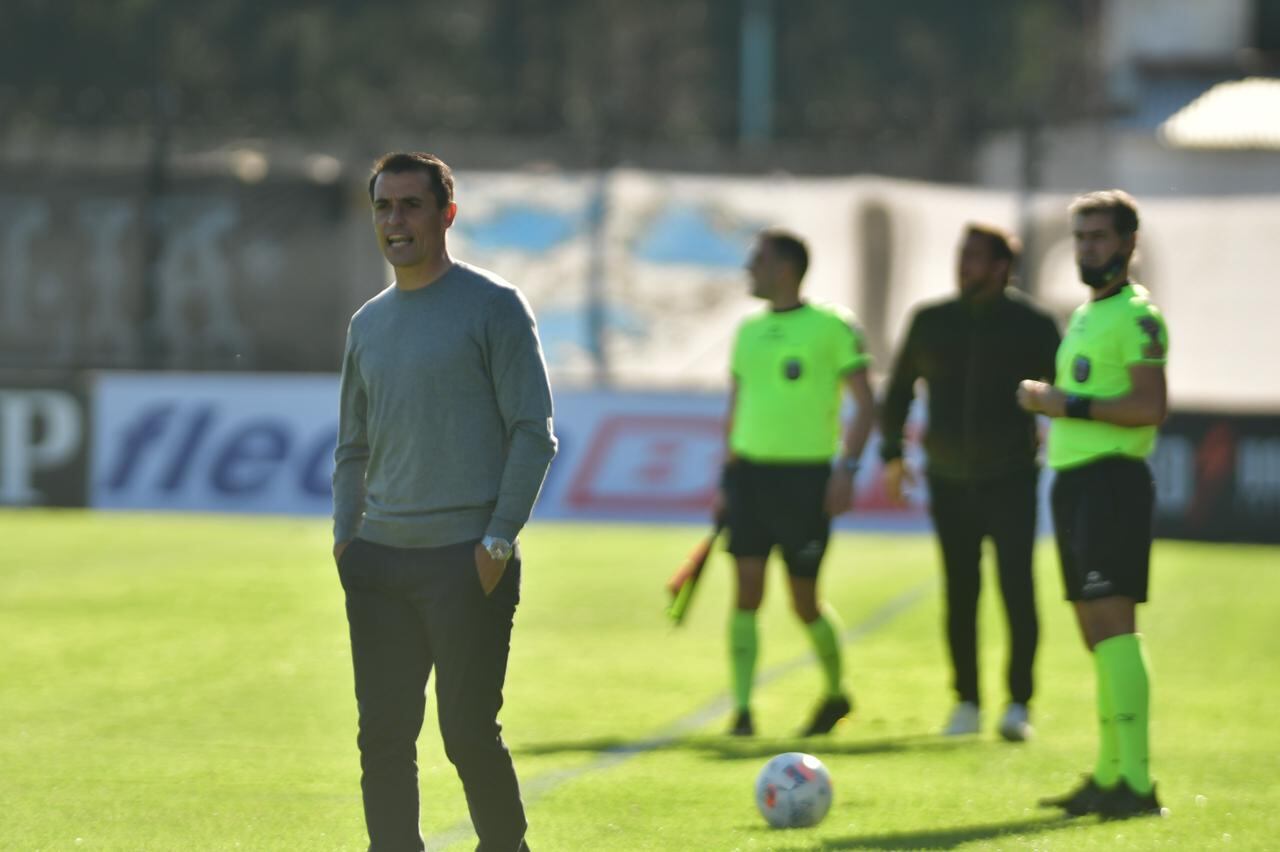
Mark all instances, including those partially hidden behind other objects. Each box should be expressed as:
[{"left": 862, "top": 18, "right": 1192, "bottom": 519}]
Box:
[
  {"left": 0, "top": 0, "right": 1093, "bottom": 179},
  {"left": 773, "top": 0, "right": 1094, "bottom": 177}
]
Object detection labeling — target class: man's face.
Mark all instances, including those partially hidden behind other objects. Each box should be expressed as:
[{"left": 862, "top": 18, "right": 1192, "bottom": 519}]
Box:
[
  {"left": 371, "top": 170, "right": 456, "bottom": 268},
  {"left": 746, "top": 239, "right": 782, "bottom": 300},
  {"left": 1073, "top": 211, "right": 1133, "bottom": 288},
  {"left": 956, "top": 233, "right": 1005, "bottom": 297}
]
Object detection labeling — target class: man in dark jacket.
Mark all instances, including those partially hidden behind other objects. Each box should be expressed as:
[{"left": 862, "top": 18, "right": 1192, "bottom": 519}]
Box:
[{"left": 879, "top": 224, "right": 1060, "bottom": 741}]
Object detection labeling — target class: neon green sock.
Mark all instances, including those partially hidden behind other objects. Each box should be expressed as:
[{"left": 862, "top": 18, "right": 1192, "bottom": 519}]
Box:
[
  {"left": 1092, "top": 652, "right": 1121, "bottom": 787},
  {"left": 805, "top": 608, "right": 844, "bottom": 698},
  {"left": 729, "top": 609, "right": 759, "bottom": 712},
  {"left": 1095, "top": 633, "right": 1152, "bottom": 794}
]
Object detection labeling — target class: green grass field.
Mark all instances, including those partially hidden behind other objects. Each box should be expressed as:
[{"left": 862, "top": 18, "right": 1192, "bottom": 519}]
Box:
[{"left": 3, "top": 511, "right": 1277, "bottom": 851}]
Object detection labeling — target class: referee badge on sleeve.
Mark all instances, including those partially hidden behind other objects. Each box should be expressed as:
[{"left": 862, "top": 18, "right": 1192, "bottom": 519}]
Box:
[
  {"left": 784, "top": 358, "right": 803, "bottom": 381},
  {"left": 1137, "top": 317, "right": 1166, "bottom": 360},
  {"left": 1073, "top": 356, "right": 1091, "bottom": 383}
]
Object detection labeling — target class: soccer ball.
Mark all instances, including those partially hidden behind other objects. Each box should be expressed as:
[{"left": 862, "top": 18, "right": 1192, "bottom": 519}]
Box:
[{"left": 754, "top": 752, "right": 833, "bottom": 828}]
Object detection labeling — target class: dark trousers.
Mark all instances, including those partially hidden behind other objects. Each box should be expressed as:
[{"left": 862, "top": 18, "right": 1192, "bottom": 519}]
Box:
[
  {"left": 338, "top": 537, "right": 529, "bottom": 852},
  {"left": 927, "top": 470, "right": 1040, "bottom": 707}
]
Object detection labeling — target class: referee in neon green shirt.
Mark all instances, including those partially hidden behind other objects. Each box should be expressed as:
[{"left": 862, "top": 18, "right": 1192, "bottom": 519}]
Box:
[
  {"left": 718, "top": 228, "right": 874, "bottom": 737},
  {"left": 1018, "top": 190, "right": 1168, "bottom": 820}
]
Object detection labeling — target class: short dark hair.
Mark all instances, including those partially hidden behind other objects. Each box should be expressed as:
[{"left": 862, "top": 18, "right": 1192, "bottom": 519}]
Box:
[
  {"left": 1069, "top": 189, "right": 1140, "bottom": 236},
  {"left": 964, "top": 223, "right": 1020, "bottom": 265},
  {"left": 759, "top": 228, "right": 810, "bottom": 281},
  {"left": 368, "top": 152, "right": 454, "bottom": 209}
]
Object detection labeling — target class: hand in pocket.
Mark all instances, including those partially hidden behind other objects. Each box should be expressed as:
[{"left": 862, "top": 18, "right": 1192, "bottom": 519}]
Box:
[{"left": 474, "top": 543, "right": 508, "bottom": 596}]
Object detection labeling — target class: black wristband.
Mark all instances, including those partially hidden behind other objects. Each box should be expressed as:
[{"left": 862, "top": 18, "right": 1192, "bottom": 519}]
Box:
[{"left": 1065, "top": 394, "right": 1093, "bottom": 420}]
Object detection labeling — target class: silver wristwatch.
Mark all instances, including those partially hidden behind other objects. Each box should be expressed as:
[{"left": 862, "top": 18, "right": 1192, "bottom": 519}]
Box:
[
  {"left": 836, "top": 456, "right": 860, "bottom": 476},
  {"left": 482, "top": 535, "right": 513, "bottom": 562}
]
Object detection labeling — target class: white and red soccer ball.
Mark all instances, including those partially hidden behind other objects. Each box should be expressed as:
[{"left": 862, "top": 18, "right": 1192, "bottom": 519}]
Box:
[{"left": 754, "top": 752, "right": 834, "bottom": 828}]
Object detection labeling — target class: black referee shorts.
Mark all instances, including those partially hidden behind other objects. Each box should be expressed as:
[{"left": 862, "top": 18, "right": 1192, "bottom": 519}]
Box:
[
  {"left": 725, "top": 460, "right": 832, "bottom": 579},
  {"left": 1051, "top": 456, "right": 1155, "bottom": 603}
]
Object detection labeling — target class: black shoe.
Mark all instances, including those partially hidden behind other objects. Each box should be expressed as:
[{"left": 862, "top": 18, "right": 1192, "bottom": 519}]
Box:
[
  {"left": 1038, "top": 776, "right": 1108, "bottom": 817},
  {"left": 1097, "top": 781, "right": 1165, "bottom": 820},
  {"left": 730, "top": 709, "right": 754, "bottom": 736},
  {"left": 802, "top": 694, "right": 853, "bottom": 736}
]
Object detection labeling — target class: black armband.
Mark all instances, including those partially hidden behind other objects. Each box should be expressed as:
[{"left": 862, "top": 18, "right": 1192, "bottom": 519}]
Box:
[
  {"left": 1065, "top": 394, "right": 1093, "bottom": 420},
  {"left": 879, "top": 443, "right": 903, "bottom": 464}
]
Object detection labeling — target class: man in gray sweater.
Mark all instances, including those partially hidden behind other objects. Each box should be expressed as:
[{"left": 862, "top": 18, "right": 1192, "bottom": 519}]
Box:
[{"left": 333, "top": 151, "right": 556, "bottom": 852}]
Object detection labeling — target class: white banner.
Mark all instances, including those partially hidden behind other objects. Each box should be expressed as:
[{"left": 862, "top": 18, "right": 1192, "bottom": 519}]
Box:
[
  {"left": 91, "top": 373, "right": 338, "bottom": 514},
  {"left": 450, "top": 171, "right": 1280, "bottom": 409}
]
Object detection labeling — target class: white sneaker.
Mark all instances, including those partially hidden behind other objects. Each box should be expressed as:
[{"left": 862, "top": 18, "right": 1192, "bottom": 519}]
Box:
[
  {"left": 942, "top": 701, "right": 981, "bottom": 736},
  {"left": 998, "top": 702, "right": 1034, "bottom": 742}
]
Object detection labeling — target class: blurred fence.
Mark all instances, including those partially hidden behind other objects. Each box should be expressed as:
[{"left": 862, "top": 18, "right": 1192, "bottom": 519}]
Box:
[
  {"left": 4, "top": 166, "right": 1279, "bottom": 542},
  {"left": 3, "top": 166, "right": 1279, "bottom": 410}
]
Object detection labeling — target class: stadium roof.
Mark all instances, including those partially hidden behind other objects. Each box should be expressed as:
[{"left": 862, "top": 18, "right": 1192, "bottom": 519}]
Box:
[{"left": 1158, "top": 77, "right": 1280, "bottom": 150}]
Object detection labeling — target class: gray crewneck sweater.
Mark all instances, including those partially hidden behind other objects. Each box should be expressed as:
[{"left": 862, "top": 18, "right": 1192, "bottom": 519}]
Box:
[{"left": 332, "top": 261, "right": 557, "bottom": 548}]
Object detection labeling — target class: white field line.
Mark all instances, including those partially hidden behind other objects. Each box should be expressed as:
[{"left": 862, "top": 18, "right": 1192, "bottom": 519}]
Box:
[{"left": 424, "top": 581, "right": 932, "bottom": 851}]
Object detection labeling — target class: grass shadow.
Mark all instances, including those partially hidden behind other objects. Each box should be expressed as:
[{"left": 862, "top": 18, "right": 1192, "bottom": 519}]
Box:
[
  {"left": 819, "top": 814, "right": 1078, "bottom": 850},
  {"left": 515, "top": 731, "right": 972, "bottom": 761},
  {"left": 690, "top": 732, "right": 972, "bottom": 761}
]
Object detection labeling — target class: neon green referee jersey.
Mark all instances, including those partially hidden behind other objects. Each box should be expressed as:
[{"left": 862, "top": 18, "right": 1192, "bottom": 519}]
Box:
[
  {"left": 1048, "top": 282, "right": 1169, "bottom": 470},
  {"left": 730, "top": 302, "right": 871, "bottom": 462}
]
